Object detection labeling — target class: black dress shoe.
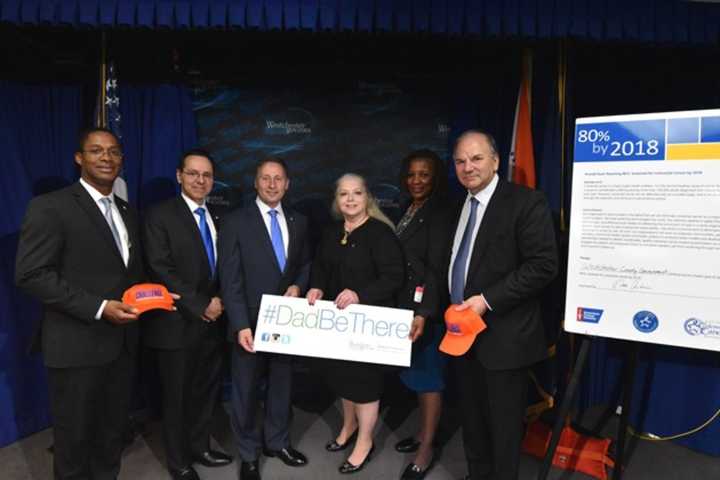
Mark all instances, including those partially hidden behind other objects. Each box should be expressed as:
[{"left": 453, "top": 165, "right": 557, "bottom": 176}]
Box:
[
  {"left": 400, "top": 456, "right": 436, "bottom": 480},
  {"left": 395, "top": 436, "right": 421, "bottom": 453},
  {"left": 326, "top": 430, "right": 358, "bottom": 452},
  {"left": 338, "top": 444, "right": 374, "bottom": 474},
  {"left": 193, "top": 449, "right": 233, "bottom": 467},
  {"left": 263, "top": 446, "right": 308, "bottom": 467},
  {"left": 169, "top": 466, "right": 200, "bottom": 480},
  {"left": 239, "top": 460, "right": 261, "bottom": 480}
]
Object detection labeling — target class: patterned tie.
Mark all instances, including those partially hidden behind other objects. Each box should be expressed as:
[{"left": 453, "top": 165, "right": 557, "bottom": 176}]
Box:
[
  {"left": 100, "top": 197, "right": 123, "bottom": 256},
  {"left": 268, "top": 209, "right": 286, "bottom": 271},
  {"left": 451, "top": 197, "right": 480, "bottom": 304},
  {"left": 194, "top": 207, "right": 215, "bottom": 277}
]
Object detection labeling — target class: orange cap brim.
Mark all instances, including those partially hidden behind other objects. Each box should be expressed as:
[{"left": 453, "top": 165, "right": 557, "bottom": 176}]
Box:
[{"left": 439, "top": 331, "right": 479, "bottom": 356}]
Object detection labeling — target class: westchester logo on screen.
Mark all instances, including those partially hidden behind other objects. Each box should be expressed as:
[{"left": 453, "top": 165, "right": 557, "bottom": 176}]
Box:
[{"left": 260, "top": 303, "right": 409, "bottom": 339}]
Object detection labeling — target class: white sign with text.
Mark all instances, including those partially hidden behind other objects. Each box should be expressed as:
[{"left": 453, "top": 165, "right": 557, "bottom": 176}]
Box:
[
  {"left": 254, "top": 295, "right": 414, "bottom": 366},
  {"left": 565, "top": 109, "right": 720, "bottom": 352}
]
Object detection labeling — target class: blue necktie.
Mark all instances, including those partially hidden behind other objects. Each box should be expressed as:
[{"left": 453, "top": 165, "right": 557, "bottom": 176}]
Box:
[
  {"left": 451, "top": 197, "right": 479, "bottom": 304},
  {"left": 194, "top": 207, "right": 215, "bottom": 277},
  {"left": 268, "top": 209, "right": 286, "bottom": 271}
]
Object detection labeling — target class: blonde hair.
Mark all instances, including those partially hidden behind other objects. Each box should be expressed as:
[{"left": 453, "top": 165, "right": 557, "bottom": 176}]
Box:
[{"left": 331, "top": 173, "right": 395, "bottom": 230}]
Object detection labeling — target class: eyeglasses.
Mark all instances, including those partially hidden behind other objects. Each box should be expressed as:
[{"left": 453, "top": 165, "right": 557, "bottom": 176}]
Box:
[
  {"left": 182, "top": 170, "right": 214, "bottom": 181},
  {"left": 83, "top": 148, "right": 123, "bottom": 159}
]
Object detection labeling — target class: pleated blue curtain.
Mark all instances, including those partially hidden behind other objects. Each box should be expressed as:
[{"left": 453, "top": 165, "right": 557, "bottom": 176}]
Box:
[
  {"left": 0, "top": 82, "right": 82, "bottom": 448},
  {"left": 119, "top": 84, "right": 198, "bottom": 208},
  {"left": 1, "top": 0, "right": 719, "bottom": 44}
]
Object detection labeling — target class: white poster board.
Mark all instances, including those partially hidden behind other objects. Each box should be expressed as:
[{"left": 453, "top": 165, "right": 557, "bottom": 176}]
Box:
[
  {"left": 254, "top": 294, "right": 413, "bottom": 366},
  {"left": 564, "top": 109, "right": 720, "bottom": 352}
]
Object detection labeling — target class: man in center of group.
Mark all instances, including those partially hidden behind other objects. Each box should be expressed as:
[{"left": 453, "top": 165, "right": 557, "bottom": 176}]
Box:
[{"left": 218, "top": 157, "right": 311, "bottom": 480}]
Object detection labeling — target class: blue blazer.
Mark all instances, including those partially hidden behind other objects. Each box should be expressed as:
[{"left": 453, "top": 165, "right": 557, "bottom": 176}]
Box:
[{"left": 218, "top": 202, "right": 311, "bottom": 341}]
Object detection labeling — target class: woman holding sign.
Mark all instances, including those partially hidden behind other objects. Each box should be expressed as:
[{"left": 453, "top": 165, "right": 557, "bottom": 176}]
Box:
[
  {"left": 307, "top": 173, "right": 404, "bottom": 474},
  {"left": 393, "top": 149, "right": 450, "bottom": 480}
]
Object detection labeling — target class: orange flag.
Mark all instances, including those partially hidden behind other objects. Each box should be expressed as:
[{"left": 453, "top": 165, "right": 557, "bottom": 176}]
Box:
[{"left": 509, "top": 52, "right": 536, "bottom": 189}]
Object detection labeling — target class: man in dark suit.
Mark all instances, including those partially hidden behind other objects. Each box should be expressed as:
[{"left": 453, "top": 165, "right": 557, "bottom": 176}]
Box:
[
  {"left": 15, "top": 127, "right": 145, "bottom": 479},
  {"left": 448, "top": 130, "right": 558, "bottom": 480},
  {"left": 142, "top": 149, "right": 232, "bottom": 480},
  {"left": 218, "top": 157, "right": 311, "bottom": 480}
]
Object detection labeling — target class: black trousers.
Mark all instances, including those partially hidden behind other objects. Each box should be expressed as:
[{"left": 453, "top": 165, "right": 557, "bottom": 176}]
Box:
[
  {"left": 230, "top": 345, "right": 292, "bottom": 462},
  {"left": 454, "top": 355, "right": 529, "bottom": 480},
  {"left": 155, "top": 330, "right": 224, "bottom": 471},
  {"left": 47, "top": 349, "right": 133, "bottom": 480}
]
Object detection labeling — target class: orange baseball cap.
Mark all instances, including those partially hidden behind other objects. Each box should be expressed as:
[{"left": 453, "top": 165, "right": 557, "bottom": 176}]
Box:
[
  {"left": 122, "top": 283, "right": 174, "bottom": 314},
  {"left": 439, "top": 305, "right": 487, "bottom": 356}
]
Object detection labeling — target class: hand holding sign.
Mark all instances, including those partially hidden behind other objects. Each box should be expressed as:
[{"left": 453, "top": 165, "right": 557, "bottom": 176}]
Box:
[{"left": 256, "top": 294, "right": 413, "bottom": 366}]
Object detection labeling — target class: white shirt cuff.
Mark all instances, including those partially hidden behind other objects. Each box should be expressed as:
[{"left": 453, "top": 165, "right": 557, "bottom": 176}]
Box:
[
  {"left": 95, "top": 300, "right": 108, "bottom": 320},
  {"left": 481, "top": 294, "right": 493, "bottom": 312}
]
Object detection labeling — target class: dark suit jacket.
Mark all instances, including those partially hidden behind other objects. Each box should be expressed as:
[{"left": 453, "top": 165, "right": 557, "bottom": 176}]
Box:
[
  {"left": 446, "top": 180, "right": 558, "bottom": 370},
  {"left": 218, "top": 202, "right": 311, "bottom": 340},
  {"left": 142, "top": 196, "right": 223, "bottom": 350},
  {"left": 396, "top": 196, "right": 451, "bottom": 323},
  {"left": 15, "top": 182, "right": 144, "bottom": 368}
]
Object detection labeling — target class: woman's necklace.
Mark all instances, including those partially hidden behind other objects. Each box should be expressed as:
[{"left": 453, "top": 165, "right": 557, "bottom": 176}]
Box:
[{"left": 341, "top": 215, "right": 369, "bottom": 245}]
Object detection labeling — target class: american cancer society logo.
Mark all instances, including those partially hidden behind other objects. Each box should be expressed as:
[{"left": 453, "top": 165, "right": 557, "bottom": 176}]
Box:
[
  {"left": 577, "top": 307, "right": 603, "bottom": 323},
  {"left": 633, "top": 311, "right": 659, "bottom": 333},
  {"left": 684, "top": 318, "right": 720, "bottom": 339}
]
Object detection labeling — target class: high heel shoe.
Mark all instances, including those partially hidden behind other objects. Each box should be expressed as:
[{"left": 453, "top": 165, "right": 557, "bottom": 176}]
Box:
[
  {"left": 338, "top": 444, "right": 374, "bottom": 474},
  {"left": 394, "top": 436, "right": 421, "bottom": 453},
  {"left": 325, "top": 429, "right": 358, "bottom": 452},
  {"left": 400, "top": 453, "right": 436, "bottom": 479}
]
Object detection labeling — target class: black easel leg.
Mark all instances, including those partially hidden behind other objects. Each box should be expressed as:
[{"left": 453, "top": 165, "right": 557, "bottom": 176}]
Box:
[
  {"left": 612, "top": 342, "right": 640, "bottom": 480},
  {"left": 537, "top": 336, "right": 591, "bottom": 480}
]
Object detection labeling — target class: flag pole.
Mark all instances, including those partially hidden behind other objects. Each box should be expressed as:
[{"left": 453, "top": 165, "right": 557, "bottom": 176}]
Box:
[
  {"left": 97, "top": 31, "right": 108, "bottom": 128},
  {"left": 558, "top": 39, "right": 568, "bottom": 232},
  {"left": 509, "top": 48, "right": 533, "bottom": 182}
]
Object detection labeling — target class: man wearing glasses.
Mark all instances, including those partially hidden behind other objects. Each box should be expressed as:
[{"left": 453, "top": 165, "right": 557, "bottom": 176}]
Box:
[
  {"left": 142, "top": 149, "right": 232, "bottom": 480},
  {"left": 16, "top": 127, "right": 145, "bottom": 479}
]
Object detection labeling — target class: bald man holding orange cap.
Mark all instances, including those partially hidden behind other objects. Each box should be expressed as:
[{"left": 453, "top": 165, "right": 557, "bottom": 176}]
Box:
[{"left": 444, "top": 129, "right": 558, "bottom": 480}]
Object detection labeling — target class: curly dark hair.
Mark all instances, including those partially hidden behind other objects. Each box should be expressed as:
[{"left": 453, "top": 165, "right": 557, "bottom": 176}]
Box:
[{"left": 398, "top": 148, "right": 447, "bottom": 197}]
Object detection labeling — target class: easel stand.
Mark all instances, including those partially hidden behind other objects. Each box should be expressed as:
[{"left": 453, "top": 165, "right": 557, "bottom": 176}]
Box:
[{"left": 537, "top": 336, "right": 640, "bottom": 480}]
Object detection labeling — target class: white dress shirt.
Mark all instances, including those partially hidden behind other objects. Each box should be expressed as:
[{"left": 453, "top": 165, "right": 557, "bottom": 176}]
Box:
[
  {"left": 255, "top": 197, "right": 289, "bottom": 257},
  {"left": 79, "top": 178, "right": 131, "bottom": 319},
  {"left": 448, "top": 174, "right": 499, "bottom": 306}
]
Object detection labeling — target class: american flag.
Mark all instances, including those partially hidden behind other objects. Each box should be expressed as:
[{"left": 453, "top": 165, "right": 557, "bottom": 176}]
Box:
[{"left": 97, "top": 61, "right": 128, "bottom": 201}]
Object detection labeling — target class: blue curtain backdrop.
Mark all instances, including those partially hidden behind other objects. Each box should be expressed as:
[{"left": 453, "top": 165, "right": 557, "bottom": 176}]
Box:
[
  {"left": 0, "top": 82, "right": 81, "bottom": 448},
  {"left": 0, "top": 82, "right": 196, "bottom": 447},
  {"left": 1, "top": 0, "right": 719, "bottom": 44},
  {"left": 120, "top": 84, "right": 199, "bottom": 208}
]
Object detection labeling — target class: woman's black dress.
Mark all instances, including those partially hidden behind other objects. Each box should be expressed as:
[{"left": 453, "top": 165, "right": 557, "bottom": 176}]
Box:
[
  {"left": 395, "top": 196, "right": 451, "bottom": 392},
  {"left": 310, "top": 217, "right": 405, "bottom": 403}
]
